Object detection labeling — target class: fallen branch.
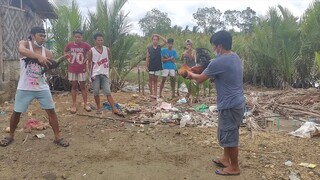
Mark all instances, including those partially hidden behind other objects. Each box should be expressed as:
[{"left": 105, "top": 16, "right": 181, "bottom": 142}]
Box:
[
  {"left": 76, "top": 113, "right": 150, "bottom": 124},
  {"left": 240, "top": 148, "right": 282, "bottom": 154}
]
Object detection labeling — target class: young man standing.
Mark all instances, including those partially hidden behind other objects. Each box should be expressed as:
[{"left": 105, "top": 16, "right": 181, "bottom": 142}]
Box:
[
  {"left": 180, "top": 39, "right": 197, "bottom": 100},
  {"left": 64, "top": 30, "right": 91, "bottom": 114},
  {"left": 187, "top": 30, "right": 245, "bottom": 176},
  {"left": 159, "top": 38, "right": 177, "bottom": 98},
  {"left": 88, "top": 33, "right": 124, "bottom": 117},
  {"left": 146, "top": 34, "right": 167, "bottom": 99},
  {"left": 181, "top": 39, "right": 196, "bottom": 68},
  {"left": 0, "top": 27, "right": 69, "bottom": 147}
]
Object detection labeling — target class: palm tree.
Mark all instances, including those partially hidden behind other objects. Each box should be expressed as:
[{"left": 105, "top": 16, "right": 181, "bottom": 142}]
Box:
[
  {"left": 85, "top": 0, "right": 139, "bottom": 91},
  {"left": 50, "top": 0, "right": 83, "bottom": 76},
  {"left": 244, "top": 5, "right": 300, "bottom": 88},
  {"left": 298, "top": 0, "right": 320, "bottom": 87}
]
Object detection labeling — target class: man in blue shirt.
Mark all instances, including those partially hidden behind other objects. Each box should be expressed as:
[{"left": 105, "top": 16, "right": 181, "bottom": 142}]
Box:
[
  {"left": 159, "top": 38, "right": 178, "bottom": 98},
  {"left": 187, "top": 30, "right": 245, "bottom": 176}
]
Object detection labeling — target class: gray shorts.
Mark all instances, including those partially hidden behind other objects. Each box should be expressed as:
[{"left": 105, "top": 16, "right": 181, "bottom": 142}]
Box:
[
  {"left": 92, "top": 74, "right": 111, "bottom": 96},
  {"left": 217, "top": 103, "right": 245, "bottom": 147}
]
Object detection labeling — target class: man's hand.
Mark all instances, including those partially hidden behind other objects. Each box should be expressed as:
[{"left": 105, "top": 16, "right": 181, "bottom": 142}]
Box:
[
  {"left": 38, "top": 56, "right": 52, "bottom": 68},
  {"left": 186, "top": 71, "right": 193, "bottom": 79}
]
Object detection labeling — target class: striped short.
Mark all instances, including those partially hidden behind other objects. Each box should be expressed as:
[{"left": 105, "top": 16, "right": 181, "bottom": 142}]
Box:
[{"left": 68, "top": 72, "right": 86, "bottom": 81}]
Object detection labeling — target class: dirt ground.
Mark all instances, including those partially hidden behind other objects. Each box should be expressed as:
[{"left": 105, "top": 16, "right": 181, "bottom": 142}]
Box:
[{"left": 0, "top": 87, "right": 320, "bottom": 180}]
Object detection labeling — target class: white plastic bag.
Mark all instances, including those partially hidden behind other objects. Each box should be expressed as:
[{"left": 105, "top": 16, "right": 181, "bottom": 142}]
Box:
[{"left": 289, "top": 122, "right": 320, "bottom": 138}]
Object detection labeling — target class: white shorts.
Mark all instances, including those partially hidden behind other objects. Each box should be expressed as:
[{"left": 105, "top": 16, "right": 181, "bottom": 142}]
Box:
[
  {"left": 68, "top": 72, "right": 86, "bottom": 81},
  {"left": 149, "top": 70, "right": 162, "bottom": 76},
  {"left": 162, "top": 69, "right": 175, "bottom": 77}
]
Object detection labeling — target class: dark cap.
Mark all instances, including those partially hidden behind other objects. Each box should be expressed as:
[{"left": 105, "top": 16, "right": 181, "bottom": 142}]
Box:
[
  {"left": 73, "top": 29, "right": 83, "bottom": 35},
  {"left": 31, "top": 27, "right": 45, "bottom": 35},
  {"left": 167, "top": 38, "right": 174, "bottom": 43}
]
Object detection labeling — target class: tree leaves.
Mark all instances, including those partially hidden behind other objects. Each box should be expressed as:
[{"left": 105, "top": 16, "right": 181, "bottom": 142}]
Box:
[{"left": 138, "top": 8, "right": 172, "bottom": 36}]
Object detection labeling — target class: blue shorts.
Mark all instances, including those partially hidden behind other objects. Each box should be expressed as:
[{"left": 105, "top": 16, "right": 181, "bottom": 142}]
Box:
[
  {"left": 14, "top": 89, "right": 55, "bottom": 113},
  {"left": 92, "top": 74, "right": 111, "bottom": 96}
]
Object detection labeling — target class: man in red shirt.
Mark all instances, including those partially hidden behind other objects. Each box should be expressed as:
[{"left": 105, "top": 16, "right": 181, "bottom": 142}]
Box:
[{"left": 64, "top": 30, "right": 91, "bottom": 113}]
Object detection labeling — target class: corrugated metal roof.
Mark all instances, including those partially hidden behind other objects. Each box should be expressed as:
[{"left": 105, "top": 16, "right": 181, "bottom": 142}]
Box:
[{"left": 29, "top": 0, "right": 57, "bottom": 19}]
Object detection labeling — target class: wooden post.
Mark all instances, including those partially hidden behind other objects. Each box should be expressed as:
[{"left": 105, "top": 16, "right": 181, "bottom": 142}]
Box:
[
  {"left": 208, "top": 81, "right": 212, "bottom": 97},
  {"left": 142, "top": 71, "right": 145, "bottom": 95},
  {"left": 138, "top": 68, "right": 141, "bottom": 93}
]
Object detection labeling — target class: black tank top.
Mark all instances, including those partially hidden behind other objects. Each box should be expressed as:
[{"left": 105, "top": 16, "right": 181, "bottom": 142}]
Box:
[{"left": 147, "top": 45, "right": 162, "bottom": 71}]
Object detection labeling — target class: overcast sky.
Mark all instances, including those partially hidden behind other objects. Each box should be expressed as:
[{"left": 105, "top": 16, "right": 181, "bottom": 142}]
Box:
[{"left": 76, "top": 0, "right": 314, "bottom": 35}]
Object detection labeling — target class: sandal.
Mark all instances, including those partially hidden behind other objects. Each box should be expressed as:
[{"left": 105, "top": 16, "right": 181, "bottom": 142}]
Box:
[
  {"left": 212, "top": 158, "right": 228, "bottom": 168},
  {"left": 53, "top": 138, "right": 69, "bottom": 147},
  {"left": 84, "top": 105, "right": 91, "bottom": 112},
  {"left": 0, "top": 137, "right": 13, "bottom": 147},
  {"left": 96, "top": 108, "right": 103, "bottom": 114}
]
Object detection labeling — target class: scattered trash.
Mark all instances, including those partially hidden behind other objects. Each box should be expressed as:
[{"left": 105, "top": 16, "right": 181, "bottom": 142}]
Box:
[
  {"left": 299, "top": 163, "right": 317, "bottom": 169},
  {"left": 244, "top": 106, "right": 252, "bottom": 117},
  {"left": 160, "top": 113, "right": 175, "bottom": 123},
  {"left": 159, "top": 102, "right": 172, "bottom": 110},
  {"left": 5, "top": 127, "right": 10, "bottom": 133},
  {"left": 289, "top": 171, "right": 301, "bottom": 180},
  {"left": 285, "top": 160, "right": 293, "bottom": 167},
  {"left": 103, "top": 102, "right": 121, "bottom": 110},
  {"left": 209, "top": 105, "right": 217, "bottom": 113},
  {"left": 194, "top": 104, "right": 209, "bottom": 113},
  {"left": 0, "top": 109, "right": 6, "bottom": 115},
  {"left": 180, "top": 113, "right": 191, "bottom": 128},
  {"left": 158, "top": 102, "right": 179, "bottom": 111},
  {"left": 28, "top": 111, "right": 33, "bottom": 117},
  {"left": 121, "top": 85, "right": 139, "bottom": 92},
  {"left": 34, "top": 134, "right": 45, "bottom": 139},
  {"left": 289, "top": 122, "right": 320, "bottom": 138},
  {"left": 24, "top": 118, "right": 50, "bottom": 131},
  {"left": 177, "top": 98, "right": 187, "bottom": 104},
  {"left": 22, "top": 135, "right": 29, "bottom": 144},
  {"left": 132, "top": 94, "right": 139, "bottom": 98},
  {"left": 124, "top": 103, "right": 141, "bottom": 114},
  {"left": 178, "top": 83, "right": 188, "bottom": 93}
]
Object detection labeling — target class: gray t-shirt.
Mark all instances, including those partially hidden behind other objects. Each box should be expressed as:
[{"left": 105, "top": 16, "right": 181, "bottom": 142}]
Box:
[{"left": 203, "top": 53, "right": 245, "bottom": 110}]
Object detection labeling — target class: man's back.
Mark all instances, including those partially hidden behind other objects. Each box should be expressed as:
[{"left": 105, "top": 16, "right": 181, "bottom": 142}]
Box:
[{"left": 203, "top": 53, "right": 244, "bottom": 110}]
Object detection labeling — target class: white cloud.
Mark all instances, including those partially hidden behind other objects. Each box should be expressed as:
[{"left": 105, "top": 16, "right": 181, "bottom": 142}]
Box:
[{"left": 77, "top": 0, "right": 314, "bottom": 35}]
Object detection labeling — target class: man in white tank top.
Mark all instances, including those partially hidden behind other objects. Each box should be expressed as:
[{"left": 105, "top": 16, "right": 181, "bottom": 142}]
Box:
[
  {"left": 0, "top": 27, "right": 69, "bottom": 147},
  {"left": 88, "top": 33, "right": 124, "bottom": 117}
]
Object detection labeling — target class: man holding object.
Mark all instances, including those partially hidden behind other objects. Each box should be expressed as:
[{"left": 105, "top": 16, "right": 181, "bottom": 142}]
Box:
[{"left": 187, "top": 30, "right": 245, "bottom": 176}]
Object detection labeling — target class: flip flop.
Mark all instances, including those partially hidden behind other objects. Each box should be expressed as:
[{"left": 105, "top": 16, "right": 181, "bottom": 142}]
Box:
[
  {"left": 96, "top": 108, "right": 103, "bottom": 114},
  {"left": 0, "top": 137, "right": 13, "bottom": 147},
  {"left": 53, "top": 138, "right": 69, "bottom": 147},
  {"left": 215, "top": 168, "right": 240, "bottom": 176},
  {"left": 84, "top": 105, "right": 92, "bottom": 112},
  {"left": 212, "top": 158, "right": 227, "bottom": 168}
]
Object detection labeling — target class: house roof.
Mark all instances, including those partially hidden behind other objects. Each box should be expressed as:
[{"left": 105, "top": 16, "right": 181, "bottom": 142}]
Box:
[{"left": 28, "top": 0, "right": 58, "bottom": 19}]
